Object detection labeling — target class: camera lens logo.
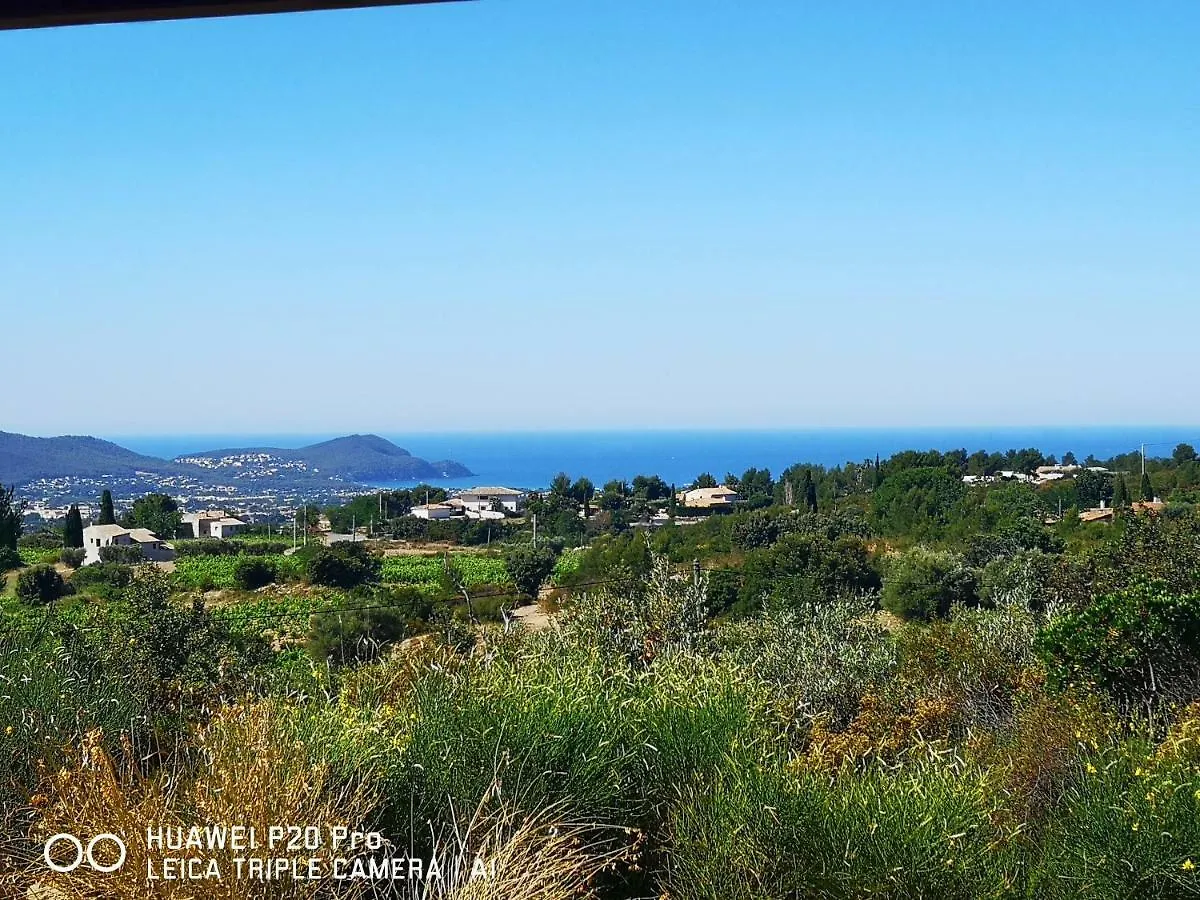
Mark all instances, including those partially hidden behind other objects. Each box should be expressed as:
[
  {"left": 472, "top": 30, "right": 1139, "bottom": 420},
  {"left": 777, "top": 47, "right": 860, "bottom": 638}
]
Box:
[{"left": 43, "top": 833, "right": 127, "bottom": 874}]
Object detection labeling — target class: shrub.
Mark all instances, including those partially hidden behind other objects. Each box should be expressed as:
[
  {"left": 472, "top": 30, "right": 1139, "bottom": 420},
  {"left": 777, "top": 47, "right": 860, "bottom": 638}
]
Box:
[
  {"left": 16, "top": 565, "right": 65, "bottom": 604},
  {"left": 69, "top": 562, "right": 134, "bottom": 599},
  {"left": 99, "top": 543, "right": 144, "bottom": 564},
  {"left": 883, "top": 546, "right": 977, "bottom": 621},
  {"left": 233, "top": 556, "right": 277, "bottom": 590},
  {"left": 738, "top": 532, "right": 881, "bottom": 612},
  {"left": 0, "top": 546, "right": 20, "bottom": 572},
  {"left": 18, "top": 531, "right": 61, "bottom": 551},
  {"left": 504, "top": 543, "right": 560, "bottom": 598},
  {"left": 1037, "top": 582, "right": 1200, "bottom": 714},
  {"left": 308, "top": 604, "right": 409, "bottom": 666},
  {"left": 58, "top": 547, "right": 85, "bottom": 569},
  {"left": 305, "top": 542, "right": 381, "bottom": 589}
]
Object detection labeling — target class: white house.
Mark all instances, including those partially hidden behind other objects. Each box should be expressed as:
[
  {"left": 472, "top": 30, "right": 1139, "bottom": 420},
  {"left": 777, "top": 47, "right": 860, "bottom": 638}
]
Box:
[
  {"left": 458, "top": 487, "right": 525, "bottom": 514},
  {"left": 410, "top": 503, "right": 456, "bottom": 520},
  {"left": 676, "top": 485, "right": 741, "bottom": 510},
  {"left": 82, "top": 524, "right": 176, "bottom": 566},
  {"left": 182, "top": 509, "right": 247, "bottom": 539}
]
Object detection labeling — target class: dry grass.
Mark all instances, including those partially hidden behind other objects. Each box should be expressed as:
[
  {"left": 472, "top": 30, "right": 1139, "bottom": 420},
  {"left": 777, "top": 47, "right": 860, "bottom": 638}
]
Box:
[
  {"left": 19, "top": 702, "right": 376, "bottom": 899},
  {"left": 413, "top": 782, "right": 639, "bottom": 900}
]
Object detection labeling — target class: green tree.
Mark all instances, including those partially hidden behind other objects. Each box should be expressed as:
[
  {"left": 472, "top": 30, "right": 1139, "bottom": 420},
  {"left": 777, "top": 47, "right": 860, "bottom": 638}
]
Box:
[
  {"left": 1062, "top": 451, "right": 1078, "bottom": 466},
  {"left": 631, "top": 474, "right": 670, "bottom": 501},
  {"left": 549, "top": 472, "right": 573, "bottom": 496},
  {"left": 63, "top": 505, "right": 84, "bottom": 548},
  {"left": 16, "top": 565, "right": 65, "bottom": 605},
  {"left": 1113, "top": 475, "right": 1129, "bottom": 508},
  {"left": 306, "top": 543, "right": 381, "bottom": 589},
  {"left": 128, "top": 493, "right": 181, "bottom": 539},
  {"left": 571, "top": 477, "right": 595, "bottom": 517},
  {"left": 882, "top": 547, "right": 977, "bottom": 621},
  {"left": 233, "top": 557, "right": 278, "bottom": 590},
  {"left": 98, "top": 489, "right": 116, "bottom": 525},
  {"left": 503, "top": 543, "right": 560, "bottom": 598},
  {"left": 1173, "top": 443, "right": 1198, "bottom": 465},
  {"left": 1038, "top": 582, "right": 1200, "bottom": 713},
  {"left": 693, "top": 472, "right": 718, "bottom": 489},
  {"left": 870, "top": 467, "right": 966, "bottom": 539},
  {"left": 802, "top": 469, "right": 818, "bottom": 513},
  {"left": 1141, "top": 472, "right": 1155, "bottom": 502},
  {"left": 0, "top": 485, "right": 23, "bottom": 551}
]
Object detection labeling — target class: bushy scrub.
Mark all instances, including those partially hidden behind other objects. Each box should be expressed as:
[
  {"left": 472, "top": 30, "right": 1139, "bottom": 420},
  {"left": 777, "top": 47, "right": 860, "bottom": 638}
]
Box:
[
  {"left": 1038, "top": 582, "right": 1200, "bottom": 715},
  {"left": 99, "top": 543, "right": 144, "bottom": 564},
  {"left": 666, "top": 753, "right": 1007, "bottom": 900},
  {"left": 0, "top": 546, "right": 22, "bottom": 572},
  {"left": 58, "top": 547, "right": 85, "bottom": 568},
  {"left": 883, "top": 546, "right": 977, "bottom": 620},
  {"left": 1028, "top": 730, "right": 1200, "bottom": 899},
  {"left": 232, "top": 555, "right": 277, "bottom": 590},
  {"left": 69, "top": 561, "right": 134, "bottom": 600},
  {"left": 714, "top": 596, "right": 896, "bottom": 732},
  {"left": 307, "top": 542, "right": 382, "bottom": 589},
  {"left": 735, "top": 532, "right": 881, "bottom": 614},
  {"left": 16, "top": 564, "right": 65, "bottom": 604},
  {"left": 307, "top": 587, "right": 427, "bottom": 665}
]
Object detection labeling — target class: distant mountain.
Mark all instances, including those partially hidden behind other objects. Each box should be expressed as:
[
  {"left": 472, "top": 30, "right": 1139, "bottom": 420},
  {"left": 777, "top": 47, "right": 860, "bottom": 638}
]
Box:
[
  {"left": 176, "top": 434, "right": 473, "bottom": 482},
  {"left": 0, "top": 431, "right": 471, "bottom": 488},
  {"left": 0, "top": 431, "right": 196, "bottom": 485}
]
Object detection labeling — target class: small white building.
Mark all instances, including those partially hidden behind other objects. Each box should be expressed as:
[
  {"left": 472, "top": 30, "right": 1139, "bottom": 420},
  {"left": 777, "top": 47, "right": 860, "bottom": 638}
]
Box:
[
  {"left": 410, "top": 503, "right": 456, "bottom": 520},
  {"left": 82, "top": 524, "right": 176, "bottom": 566},
  {"left": 182, "top": 509, "right": 247, "bottom": 539},
  {"left": 458, "top": 487, "right": 525, "bottom": 514},
  {"left": 676, "top": 485, "right": 741, "bottom": 510}
]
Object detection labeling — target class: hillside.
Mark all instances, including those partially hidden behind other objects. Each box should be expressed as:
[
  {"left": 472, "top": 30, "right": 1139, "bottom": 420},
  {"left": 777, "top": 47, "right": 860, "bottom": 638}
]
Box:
[
  {"left": 0, "top": 431, "right": 471, "bottom": 489},
  {"left": 0, "top": 431, "right": 195, "bottom": 485},
  {"left": 176, "top": 434, "right": 473, "bottom": 482}
]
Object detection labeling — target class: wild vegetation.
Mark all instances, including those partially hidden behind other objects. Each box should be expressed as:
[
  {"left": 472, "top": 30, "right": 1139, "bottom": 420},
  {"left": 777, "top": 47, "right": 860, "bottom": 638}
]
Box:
[{"left": 1, "top": 444, "right": 1199, "bottom": 897}]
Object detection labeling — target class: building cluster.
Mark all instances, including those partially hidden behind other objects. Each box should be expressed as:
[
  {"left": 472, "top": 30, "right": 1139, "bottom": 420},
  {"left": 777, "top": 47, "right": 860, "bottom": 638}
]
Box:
[
  {"left": 410, "top": 487, "right": 525, "bottom": 521},
  {"left": 81, "top": 524, "right": 176, "bottom": 566},
  {"left": 962, "top": 465, "right": 1111, "bottom": 487}
]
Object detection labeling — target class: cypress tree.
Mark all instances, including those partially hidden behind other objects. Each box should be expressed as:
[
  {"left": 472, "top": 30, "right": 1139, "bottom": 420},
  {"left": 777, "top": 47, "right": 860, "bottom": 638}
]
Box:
[
  {"left": 63, "top": 505, "right": 84, "bottom": 548},
  {"left": 1140, "top": 472, "right": 1155, "bottom": 502},
  {"left": 1113, "top": 475, "right": 1129, "bottom": 508},
  {"left": 98, "top": 490, "right": 116, "bottom": 525},
  {"left": 873, "top": 455, "right": 884, "bottom": 489},
  {"left": 803, "top": 469, "right": 818, "bottom": 513}
]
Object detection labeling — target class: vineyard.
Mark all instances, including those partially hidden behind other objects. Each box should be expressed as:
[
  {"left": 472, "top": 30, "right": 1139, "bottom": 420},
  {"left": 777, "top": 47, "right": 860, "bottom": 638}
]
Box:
[
  {"left": 18, "top": 548, "right": 59, "bottom": 566},
  {"left": 552, "top": 548, "right": 583, "bottom": 583},
  {"left": 380, "top": 553, "right": 510, "bottom": 590},
  {"left": 173, "top": 553, "right": 306, "bottom": 589}
]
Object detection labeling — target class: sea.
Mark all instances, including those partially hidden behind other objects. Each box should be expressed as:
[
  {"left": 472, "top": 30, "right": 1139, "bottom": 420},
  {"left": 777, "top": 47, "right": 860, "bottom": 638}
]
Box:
[{"left": 109, "top": 427, "right": 1200, "bottom": 493}]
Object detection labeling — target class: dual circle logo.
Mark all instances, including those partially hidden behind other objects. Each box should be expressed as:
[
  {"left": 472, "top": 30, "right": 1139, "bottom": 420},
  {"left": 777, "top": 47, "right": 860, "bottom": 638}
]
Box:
[{"left": 43, "top": 833, "right": 127, "bottom": 874}]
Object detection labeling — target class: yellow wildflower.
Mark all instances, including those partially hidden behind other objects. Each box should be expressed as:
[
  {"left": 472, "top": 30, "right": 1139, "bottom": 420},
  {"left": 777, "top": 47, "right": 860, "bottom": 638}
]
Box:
[
  {"left": 1086, "top": 762, "right": 1097, "bottom": 774},
  {"left": 1183, "top": 859, "right": 1196, "bottom": 872}
]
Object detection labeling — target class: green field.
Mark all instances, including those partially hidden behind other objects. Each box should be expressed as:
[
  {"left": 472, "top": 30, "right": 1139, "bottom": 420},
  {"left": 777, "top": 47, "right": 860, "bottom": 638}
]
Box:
[
  {"left": 173, "top": 553, "right": 306, "bottom": 589},
  {"left": 380, "top": 553, "right": 510, "bottom": 589}
]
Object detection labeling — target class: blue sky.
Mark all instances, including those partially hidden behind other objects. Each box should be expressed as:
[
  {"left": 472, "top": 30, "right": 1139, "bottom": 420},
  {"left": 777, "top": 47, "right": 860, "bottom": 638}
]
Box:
[{"left": 3, "top": 1, "right": 1198, "bottom": 435}]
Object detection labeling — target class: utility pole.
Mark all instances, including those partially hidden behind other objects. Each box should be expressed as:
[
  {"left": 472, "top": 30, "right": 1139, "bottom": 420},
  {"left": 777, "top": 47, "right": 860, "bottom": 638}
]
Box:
[
  {"left": 532, "top": 513, "right": 537, "bottom": 547},
  {"left": 293, "top": 510, "right": 297, "bottom": 549},
  {"left": 303, "top": 505, "right": 307, "bottom": 546},
  {"left": 1141, "top": 443, "right": 1147, "bottom": 476}
]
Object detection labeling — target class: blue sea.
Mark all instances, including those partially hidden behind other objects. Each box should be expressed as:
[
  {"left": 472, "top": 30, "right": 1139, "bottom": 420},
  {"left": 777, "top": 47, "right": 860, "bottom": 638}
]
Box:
[{"left": 109, "top": 427, "right": 1200, "bottom": 493}]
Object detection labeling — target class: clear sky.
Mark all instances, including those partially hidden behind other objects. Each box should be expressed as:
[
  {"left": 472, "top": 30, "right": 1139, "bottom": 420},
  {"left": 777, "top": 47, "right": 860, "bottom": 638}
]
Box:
[{"left": 3, "top": 1, "right": 1198, "bottom": 435}]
